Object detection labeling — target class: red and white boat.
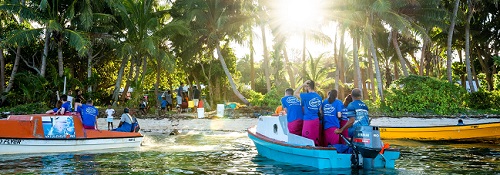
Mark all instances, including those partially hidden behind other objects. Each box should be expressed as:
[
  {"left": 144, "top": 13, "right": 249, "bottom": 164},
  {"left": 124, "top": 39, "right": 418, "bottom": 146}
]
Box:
[{"left": 0, "top": 114, "right": 143, "bottom": 154}]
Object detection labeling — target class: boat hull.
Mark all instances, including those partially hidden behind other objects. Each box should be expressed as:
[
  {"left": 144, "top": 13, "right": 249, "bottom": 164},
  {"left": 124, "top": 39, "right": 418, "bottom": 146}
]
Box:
[
  {"left": 0, "top": 114, "right": 144, "bottom": 154},
  {"left": 379, "top": 122, "right": 500, "bottom": 141},
  {"left": 0, "top": 137, "right": 143, "bottom": 154},
  {"left": 248, "top": 117, "right": 400, "bottom": 170}
]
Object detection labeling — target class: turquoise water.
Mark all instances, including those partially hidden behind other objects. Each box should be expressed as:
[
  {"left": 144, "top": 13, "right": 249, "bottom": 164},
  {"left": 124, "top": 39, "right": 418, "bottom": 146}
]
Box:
[{"left": 0, "top": 132, "right": 499, "bottom": 174}]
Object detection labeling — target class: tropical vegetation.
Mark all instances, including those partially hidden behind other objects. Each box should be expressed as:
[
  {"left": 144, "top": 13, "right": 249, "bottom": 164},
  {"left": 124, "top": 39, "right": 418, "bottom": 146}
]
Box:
[{"left": 0, "top": 0, "right": 499, "bottom": 116}]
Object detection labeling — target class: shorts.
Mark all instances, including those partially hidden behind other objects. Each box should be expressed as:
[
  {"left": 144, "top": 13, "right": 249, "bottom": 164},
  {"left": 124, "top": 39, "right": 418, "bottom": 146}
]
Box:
[
  {"left": 176, "top": 96, "right": 182, "bottom": 106},
  {"left": 324, "top": 127, "right": 340, "bottom": 146},
  {"left": 193, "top": 99, "right": 199, "bottom": 107},
  {"left": 107, "top": 118, "right": 113, "bottom": 123},
  {"left": 302, "top": 118, "right": 320, "bottom": 146},
  {"left": 287, "top": 119, "right": 303, "bottom": 136}
]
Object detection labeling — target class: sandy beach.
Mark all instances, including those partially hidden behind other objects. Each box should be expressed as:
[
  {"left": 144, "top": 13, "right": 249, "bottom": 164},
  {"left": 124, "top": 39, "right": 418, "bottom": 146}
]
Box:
[
  {"left": 97, "top": 116, "right": 258, "bottom": 134},
  {"left": 96, "top": 114, "right": 500, "bottom": 134}
]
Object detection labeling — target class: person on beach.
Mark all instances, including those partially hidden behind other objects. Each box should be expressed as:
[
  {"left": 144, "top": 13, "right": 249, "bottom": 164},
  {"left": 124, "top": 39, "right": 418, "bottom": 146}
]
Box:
[
  {"left": 105, "top": 104, "right": 116, "bottom": 130},
  {"left": 192, "top": 86, "right": 201, "bottom": 109},
  {"left": 114, "top": 108, "right": 134, "bottom": 132},
  {"left": 160, "top": 95, "right": 167, "bottom": 115},
  {"left": 321, "top": 89, "right": 343, "bottom": 146},
  {"left": 166, "top": 90, "right": 173, "bottom": 111},
  {"left": 73, "top": 98, "right": 82, "bottom": 113},
  {"left": 139, "top": 97, "right": 147, "bottom": 115},
  {"left": 294, "top": 80, "right": 322, "bottom": 145},
  {"left": 176, "top": 83, "right": 185, "bottom": 108},
  {"left": 281, "top": 88, "right": 303, "bottom": 135},
  {"left": 335, "top": 88, "right": 369, "bottom": 138},
  {"left": 338, "top": 94, "right": 353, "bottom": 144},
  {"left": 79, "top": 100, "right": 99, "bottom": 130}
]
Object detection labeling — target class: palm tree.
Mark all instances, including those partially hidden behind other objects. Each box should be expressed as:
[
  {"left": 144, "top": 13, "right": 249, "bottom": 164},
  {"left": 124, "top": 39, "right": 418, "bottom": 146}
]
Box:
[
  {"left": 109, "top": 0, "right": 189, "bottom": 104},
  {"left": 1, "top": 0, "right": 90, "bottom": 78},
  {"left": 446, "top": 0, "right": 460, "bottom": 83},
  {"left": 171, "top": 0, "right": 251, "bottom": 105}
]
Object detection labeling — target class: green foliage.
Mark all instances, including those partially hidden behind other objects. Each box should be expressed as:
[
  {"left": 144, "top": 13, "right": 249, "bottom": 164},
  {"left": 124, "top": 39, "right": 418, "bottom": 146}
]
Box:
[
  {"left": 385, "top": 75, "right": 467, "bottom": 115},
  {"left": 242, "top": 89, "right": 264, "bottom": 106},
  {"left": 0, "top": 102, "right": 48, "bottom": 116},
  {"left": 468, "top": 90, "right": 500, "bottom": 110},
  {"left": 261, "top": 89, "right": 282, "bottom": 109}
]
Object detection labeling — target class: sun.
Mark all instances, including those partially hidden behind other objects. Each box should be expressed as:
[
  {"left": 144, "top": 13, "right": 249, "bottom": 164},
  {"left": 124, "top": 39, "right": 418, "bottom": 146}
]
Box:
[{"left": 272, "top": 0, "right": 324, "bottom": 32}]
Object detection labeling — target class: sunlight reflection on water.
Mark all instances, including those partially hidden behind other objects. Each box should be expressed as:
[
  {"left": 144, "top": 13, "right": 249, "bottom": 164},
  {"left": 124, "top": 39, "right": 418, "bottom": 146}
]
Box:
[{"left": 0, "top": 131, "right": 498, "bottom": 174}]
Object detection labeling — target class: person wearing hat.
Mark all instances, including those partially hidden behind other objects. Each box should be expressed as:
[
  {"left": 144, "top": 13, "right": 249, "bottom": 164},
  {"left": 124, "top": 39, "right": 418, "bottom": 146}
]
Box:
[{"left": 114, "top": 108, "right": 134, "bottom": 132}]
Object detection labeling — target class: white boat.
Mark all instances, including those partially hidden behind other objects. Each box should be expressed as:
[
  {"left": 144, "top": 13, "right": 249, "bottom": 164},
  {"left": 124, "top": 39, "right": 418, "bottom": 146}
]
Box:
[{"left": 0, "top": 114, "right": 143, "bottom": 154}]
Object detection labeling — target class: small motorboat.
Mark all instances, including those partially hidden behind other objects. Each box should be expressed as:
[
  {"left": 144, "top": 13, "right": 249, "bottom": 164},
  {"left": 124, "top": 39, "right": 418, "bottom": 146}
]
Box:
[
  {"left": 378, "top": 121, "right": 500, "bottom": 141},
  {"left": 0, "top": 114, "right": 143, "bottom": 154},
  {"left": 247, "top": 116, "right": 400, "bottom": 169}
]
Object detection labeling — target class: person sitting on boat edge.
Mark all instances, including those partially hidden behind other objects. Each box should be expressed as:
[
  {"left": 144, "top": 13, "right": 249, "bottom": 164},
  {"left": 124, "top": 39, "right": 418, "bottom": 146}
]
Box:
[
  {"left": 114, "top": 108, "right": 140, "bottom": 132},
  {"left": 59, "top": 95, "right": 72, "bottom": 114},
  {"left": 294, "top": 80, "right": 322, "bottom": 145},
  {"left": 334, "top": 88, "right": 369, "bottom": 138},
  {"left": 321, "top": 89, "right": 343, "bottom": 147},
  {"left": 79, "top": 99, "right": 99, "bottom": 130},
  {"left": 281, "top": 88, "right": 303, "bottom": 135},
  {"left": 46, "top": 99, "right": 63, "bottom": 114}
]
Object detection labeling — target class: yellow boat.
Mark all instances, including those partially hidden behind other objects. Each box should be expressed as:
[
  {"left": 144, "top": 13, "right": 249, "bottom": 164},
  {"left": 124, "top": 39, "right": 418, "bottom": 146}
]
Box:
[{"left": 378, "top": 122, "right": 500, "bottom": 141}]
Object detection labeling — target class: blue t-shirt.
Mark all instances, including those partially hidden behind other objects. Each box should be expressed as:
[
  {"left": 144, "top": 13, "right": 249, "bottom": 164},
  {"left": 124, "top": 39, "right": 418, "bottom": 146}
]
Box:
[
  {"left": 281, "top": 96, "right": 303, "bottom": 122},
  {"left": 322, "top": 99, "right": 343, "bottom": 129},
  {"left": 300, "top": 92, "right": 322, "bottom": 120},
  {"left": 61, "top": 101, "right": 72, "bottom": 112},
  {"left": 346, "top": 100, "right": 370, "bottom": 136},
  {"left": 161, "top": 100, "right": 167, "bottom": 108},
  {"left": 80, "top": 104, "right": 98, "bottom": 127}
]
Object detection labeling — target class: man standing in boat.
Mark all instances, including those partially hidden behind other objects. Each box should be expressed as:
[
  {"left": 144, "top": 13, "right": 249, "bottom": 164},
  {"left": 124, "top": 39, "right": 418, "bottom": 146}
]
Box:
[
  {"left": 79, "top": 99, "right": 99, "bottom": 130},
  {"left": 281, "top": 88, "right": 303, "bottom": 135},
  {"left": 294, "top": 80, "right": 322, "bottom": 145},
  {"left": 334, "top": 88, "right": 369, "bottom": 137}
]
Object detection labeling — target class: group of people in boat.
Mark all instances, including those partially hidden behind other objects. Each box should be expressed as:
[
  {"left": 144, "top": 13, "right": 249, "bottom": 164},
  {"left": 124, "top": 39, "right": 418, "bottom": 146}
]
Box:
[
  {"left": 280, "top": 80, "right": 369, "bottom": 147},
  {"left": 45, "top": 91, "right": 138, "bottom": 133}
]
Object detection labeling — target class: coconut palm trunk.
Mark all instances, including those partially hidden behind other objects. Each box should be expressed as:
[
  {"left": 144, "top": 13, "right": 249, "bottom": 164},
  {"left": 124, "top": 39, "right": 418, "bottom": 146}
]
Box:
[
  {"left": 465, "top": 1, "right": 475, "bottom": 92},
  {"left": 112, "top": 57, "right": 130, "bottom": 103},
  {"left": 216, "top": 44, "right": 249, "bottom": 105},
  {"left": 250, "top": 33, "right": 255, "bottom": 90},
  {"left": 352, "top": 32, "right": 363, "bottom": 95},
  {"left": 0, "top": 47, "right": 4, "bottom": 93},
  {"left": 41, "top": 26, "right": 50, "bottom": 77},
  {"left": 57, "top": 41, "right": 64, "bottom": 77},
  {"left": 283, "top": 46, "right": 296, "bottom": 88},
  {"left": 391, "top": 30, "right": 409, "bottom": 77},
  {"left": 260, "top": 25, "right": 271, "bottom": 93},
  {"left": 367, "top": 29, "right": 384, "bottom": 103},
  {"left": 446, "top": 0, "right": 460, "bottom": 83}
]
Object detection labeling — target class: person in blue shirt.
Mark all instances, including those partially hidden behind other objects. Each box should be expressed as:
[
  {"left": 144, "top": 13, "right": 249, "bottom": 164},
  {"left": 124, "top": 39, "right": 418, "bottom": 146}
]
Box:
[
  {"left": 78, "top": 100, "right": 99, "bottom": 130},
  {"left": 59, "top": 95, "right": 72, "bottom": 114},
  {"left": 335, "top": 88, "right": 369, "bottom": 137},
  {"left": 339, "top": 94, "right": 353, "bottom": 144},
  {"left": 294, "top": 80, "right": 322, "bottom": 146},
  {"left": 321, "top": 89, "right": 343, "bottom": 146},
  {"left": 281, "top": 88, "right": 303, "bottom": 135}
]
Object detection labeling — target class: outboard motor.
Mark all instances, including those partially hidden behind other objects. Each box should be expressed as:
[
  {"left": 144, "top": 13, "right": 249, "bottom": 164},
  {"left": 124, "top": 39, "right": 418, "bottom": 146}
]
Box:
[{"left": 352, "top": 126, "right": 382, "bottom": 158}]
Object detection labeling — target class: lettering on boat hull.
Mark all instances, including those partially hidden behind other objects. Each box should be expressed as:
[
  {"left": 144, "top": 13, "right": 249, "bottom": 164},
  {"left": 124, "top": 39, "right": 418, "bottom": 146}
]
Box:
[{"left": 0, "top": 139, "right": 22, "bottom": 145}]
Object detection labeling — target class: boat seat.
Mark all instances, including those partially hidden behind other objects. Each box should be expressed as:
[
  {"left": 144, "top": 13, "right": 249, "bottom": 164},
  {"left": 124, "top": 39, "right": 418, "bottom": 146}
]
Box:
[{"left": 7, "top": 115, "right": 32, "bottom": 121}]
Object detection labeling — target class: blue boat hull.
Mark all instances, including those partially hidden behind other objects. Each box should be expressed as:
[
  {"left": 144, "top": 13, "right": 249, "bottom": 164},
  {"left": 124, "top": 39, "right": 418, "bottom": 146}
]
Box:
[{"left": 248, "top": 127, "right": 400, "bottom": 169}]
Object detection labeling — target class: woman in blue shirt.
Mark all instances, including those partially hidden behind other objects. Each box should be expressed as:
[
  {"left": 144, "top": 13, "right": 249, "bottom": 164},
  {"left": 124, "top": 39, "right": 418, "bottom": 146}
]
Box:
[{"left": 321, "top": 90, "right": 343, "bottom": 146}]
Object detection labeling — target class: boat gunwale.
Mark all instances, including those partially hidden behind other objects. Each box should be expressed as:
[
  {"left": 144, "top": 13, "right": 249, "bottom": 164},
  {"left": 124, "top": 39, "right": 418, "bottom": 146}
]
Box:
[
  {"left": 0, "top": 135, "right": 143, "bottom": 140},
  {"left": 376, "top": 121, "right": 500, "bottom": 129}
]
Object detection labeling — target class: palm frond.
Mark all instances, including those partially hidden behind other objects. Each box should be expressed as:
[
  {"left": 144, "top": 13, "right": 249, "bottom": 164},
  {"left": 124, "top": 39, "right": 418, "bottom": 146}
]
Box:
[
  {"left": 4, "top": 28, "right": 43, "bottom": 47},
  {"left": 65, "top": 29, "right": 90, "bottom": 56}
]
